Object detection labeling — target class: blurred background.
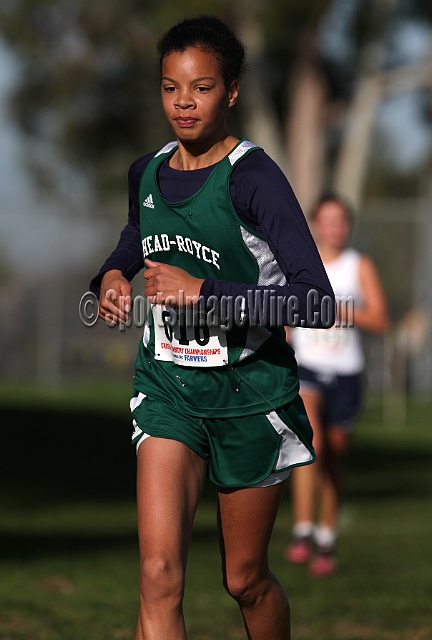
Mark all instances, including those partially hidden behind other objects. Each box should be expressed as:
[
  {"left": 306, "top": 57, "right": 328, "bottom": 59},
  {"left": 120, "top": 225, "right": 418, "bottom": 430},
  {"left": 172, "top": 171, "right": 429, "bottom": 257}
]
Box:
[
  {"left": 0, "top": 0, "right": 432, "bottom": 401},
  {"left": 0, "top": 1, "right": 431, "bottom": 639},
  {"left": 0, "top": 0, "right": 432, "bottom": 400}
]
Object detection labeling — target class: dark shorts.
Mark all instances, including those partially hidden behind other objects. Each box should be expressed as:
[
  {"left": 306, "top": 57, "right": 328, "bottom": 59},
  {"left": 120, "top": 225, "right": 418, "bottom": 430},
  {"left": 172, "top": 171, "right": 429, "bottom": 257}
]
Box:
[
  {"left": 130, "top": 392, "right": 315, "bottom": 488},
  {"left": 297, "top": 365, "right": 363, "bottom": 432}
]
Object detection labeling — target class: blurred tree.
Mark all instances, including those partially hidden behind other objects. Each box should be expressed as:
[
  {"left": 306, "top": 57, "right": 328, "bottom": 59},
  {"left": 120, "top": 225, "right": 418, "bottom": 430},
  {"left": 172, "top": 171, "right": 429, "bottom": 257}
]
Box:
[
  {"left": 0, "top": 0, "right": 227, "bottom": 190},
  {"left": 0, "top": 0, "right": 431, "bottom": 203},
  {"left": 0, "top": 0, "right": 342, "bottom": 192},
  {"left": 333, "top": 0, "right": 432, "bottom": 207},
  {"left": 262, "top": 0, "right": 432, "bottom": 211}
]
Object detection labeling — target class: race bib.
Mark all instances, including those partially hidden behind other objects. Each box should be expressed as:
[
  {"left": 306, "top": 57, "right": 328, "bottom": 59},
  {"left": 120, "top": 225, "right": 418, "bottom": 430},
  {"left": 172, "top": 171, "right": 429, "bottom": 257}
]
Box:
[{"left": 152, "top": 305, "right": 228, "bottom": 367}]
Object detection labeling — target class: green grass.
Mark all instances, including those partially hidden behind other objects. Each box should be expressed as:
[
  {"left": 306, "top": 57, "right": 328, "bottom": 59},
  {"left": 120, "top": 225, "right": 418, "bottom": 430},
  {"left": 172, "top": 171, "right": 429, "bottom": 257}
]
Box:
[
  {"left": 1, "top": 388, "right": 432, "bottom": 639},
  {"left": 0, "top": 379, "right": 132, "bottom": 416}
]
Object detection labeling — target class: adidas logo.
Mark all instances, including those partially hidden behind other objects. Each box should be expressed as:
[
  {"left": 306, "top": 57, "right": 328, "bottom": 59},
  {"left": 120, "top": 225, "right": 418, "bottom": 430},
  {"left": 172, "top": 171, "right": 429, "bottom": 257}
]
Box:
[{"left": 143, "top": 194, "right": 155, "bottom": 209}]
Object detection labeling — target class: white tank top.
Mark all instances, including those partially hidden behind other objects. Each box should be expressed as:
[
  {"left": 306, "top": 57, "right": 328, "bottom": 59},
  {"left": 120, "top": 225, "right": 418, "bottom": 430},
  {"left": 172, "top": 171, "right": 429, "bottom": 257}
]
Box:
[{"left": 291, "top": 248, "right": 365, "bottom": 375}]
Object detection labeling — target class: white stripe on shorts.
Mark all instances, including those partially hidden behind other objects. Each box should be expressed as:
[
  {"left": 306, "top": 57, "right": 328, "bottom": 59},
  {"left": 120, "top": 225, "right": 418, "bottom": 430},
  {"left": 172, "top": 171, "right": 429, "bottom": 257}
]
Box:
[
  {"left": 134, "top": 426, "right": 151, "bottom": 451},
  {"left": 130, "top": 392, "right": 147, "bottom": 412},
  {"left": 130, "top": 393, "right": 150, "bottom": 452},
  {"left": 265, "top": 410, "right": 314, "bottom": 470},
  {"left": 251, "top": 468, "right": 291, "bottom": 487}
]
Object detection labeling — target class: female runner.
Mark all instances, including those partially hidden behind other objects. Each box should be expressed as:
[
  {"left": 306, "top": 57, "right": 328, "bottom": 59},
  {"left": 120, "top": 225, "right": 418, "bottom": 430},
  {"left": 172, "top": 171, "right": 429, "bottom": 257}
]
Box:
[
  {"left": 286, "top": 195, "right": 389, "bottom": 576},
  {"left": 91, "top": 16, "right": 334, "bottom": 639}
]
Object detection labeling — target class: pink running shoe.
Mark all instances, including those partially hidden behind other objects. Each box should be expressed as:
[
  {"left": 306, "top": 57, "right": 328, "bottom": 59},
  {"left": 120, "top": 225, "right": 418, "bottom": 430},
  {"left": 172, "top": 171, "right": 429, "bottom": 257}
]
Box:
[
  {"left": 309, "top": 549, "right": 337, "bottom": 577},
  {"left": 285, "top": 537, "right": 312, "bottom": 564}
]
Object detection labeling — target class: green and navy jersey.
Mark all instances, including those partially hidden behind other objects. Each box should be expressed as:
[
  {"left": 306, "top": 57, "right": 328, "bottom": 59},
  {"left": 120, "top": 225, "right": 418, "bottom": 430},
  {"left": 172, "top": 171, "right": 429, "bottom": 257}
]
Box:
[
  {"left": 133, "top": 139, "right": 301, "bottom": 417},
  {"left": 90, "top": 147, "right": 335, "bottom": 329}
]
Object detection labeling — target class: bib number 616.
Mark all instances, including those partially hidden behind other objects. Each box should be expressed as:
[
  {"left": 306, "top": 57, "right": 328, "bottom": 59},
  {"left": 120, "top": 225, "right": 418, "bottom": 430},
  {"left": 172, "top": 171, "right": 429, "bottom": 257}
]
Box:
[{"left": 162, "top": 309, "right": 210, "bottom": 347}]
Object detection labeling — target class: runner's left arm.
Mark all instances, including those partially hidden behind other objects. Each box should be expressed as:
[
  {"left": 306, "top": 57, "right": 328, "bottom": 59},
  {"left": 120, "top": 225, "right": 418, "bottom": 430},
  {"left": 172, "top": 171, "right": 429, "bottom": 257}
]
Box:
[{"left": 200, "top": 151, "right": 335, "bottom": 328}]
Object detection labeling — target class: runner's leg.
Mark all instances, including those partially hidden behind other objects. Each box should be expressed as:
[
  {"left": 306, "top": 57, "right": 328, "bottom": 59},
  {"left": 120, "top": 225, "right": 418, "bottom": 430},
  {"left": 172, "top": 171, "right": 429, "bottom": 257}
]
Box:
[
  {"left": 218, "top": 482, "right": 290, "bottom": 640},
  {"left": 308, "top": 426, "right": 350, "bottom": 575},
  {"left": 290, "top": 391, "right": 324, "bottom": 525},
  {"left": 318, "top": 426, "right": 350, "bottom": 529},
  {"left": 135, "top": 437, "right": 207, "bottom": 640}
]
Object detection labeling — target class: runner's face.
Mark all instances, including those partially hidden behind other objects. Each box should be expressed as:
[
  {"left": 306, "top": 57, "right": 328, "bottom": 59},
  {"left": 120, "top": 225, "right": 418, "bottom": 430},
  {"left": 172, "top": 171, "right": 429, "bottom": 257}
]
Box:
[
  {"left": 313, "top": 201, "right": 351, "bottom": 250},
  {"left": 161, "top": 47, "right": 238, "bottom": 144}
]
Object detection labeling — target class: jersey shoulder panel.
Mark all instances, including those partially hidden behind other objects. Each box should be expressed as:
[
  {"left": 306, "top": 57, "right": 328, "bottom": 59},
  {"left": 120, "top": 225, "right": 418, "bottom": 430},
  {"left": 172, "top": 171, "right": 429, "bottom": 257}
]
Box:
[
  {"left": 154, "top": 141, "right": 178, "bottom": 157},
  {"left": 232, "top": 148, "right": 286, "bottom": 179}
]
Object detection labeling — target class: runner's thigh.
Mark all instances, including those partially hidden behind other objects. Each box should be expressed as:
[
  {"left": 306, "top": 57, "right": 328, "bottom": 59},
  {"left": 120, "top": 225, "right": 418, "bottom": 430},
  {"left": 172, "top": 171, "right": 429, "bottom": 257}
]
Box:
[
  {"left": 218, "top": 482, "right": 287, "bottom": 573},
  {"left": 136, "top": 437, "right": 207, "bottom": 564}
]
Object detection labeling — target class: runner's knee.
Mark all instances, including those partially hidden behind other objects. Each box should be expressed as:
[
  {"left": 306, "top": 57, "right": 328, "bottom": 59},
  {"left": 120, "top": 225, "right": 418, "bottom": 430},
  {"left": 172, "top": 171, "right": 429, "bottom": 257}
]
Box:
[
  {"left": 223, "top": 565, "right": 269, "bottom": 606},
  {"left": 139, "top": 554, "right": 184, "bottom": 604}
]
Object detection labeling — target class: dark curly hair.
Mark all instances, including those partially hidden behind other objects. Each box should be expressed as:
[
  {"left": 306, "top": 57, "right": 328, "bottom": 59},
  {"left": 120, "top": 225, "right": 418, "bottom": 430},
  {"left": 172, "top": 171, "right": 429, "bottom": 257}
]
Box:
[{"left": 157, "top": 15, "right": 246, "bottom": 89}]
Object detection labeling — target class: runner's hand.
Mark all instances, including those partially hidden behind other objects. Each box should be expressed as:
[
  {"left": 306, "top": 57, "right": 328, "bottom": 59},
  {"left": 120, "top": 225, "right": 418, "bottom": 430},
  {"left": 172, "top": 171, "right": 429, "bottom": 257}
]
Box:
[
  {"left": 143, "top": 259, "right": 204, "bottom": 305},
  {"left": 99, "top": 269, "right": 132, "bottom": 324}
]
